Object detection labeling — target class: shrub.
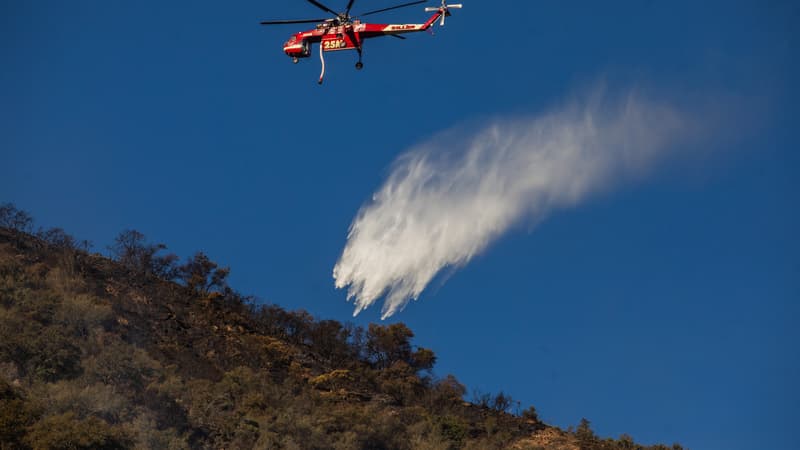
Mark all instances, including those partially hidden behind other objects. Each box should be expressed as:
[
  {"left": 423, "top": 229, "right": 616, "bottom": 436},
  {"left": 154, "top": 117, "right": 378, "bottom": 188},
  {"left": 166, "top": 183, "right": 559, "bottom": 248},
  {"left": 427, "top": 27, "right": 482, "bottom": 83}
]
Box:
[
  {"left": 23, "top": 412, "right": 131, "bottom": 450},
  {"left": 26, "top": 327, "right": 82, "bottom": 382},
  {"left": 0, "top": 380, "right": 37, "bottom": 447}
]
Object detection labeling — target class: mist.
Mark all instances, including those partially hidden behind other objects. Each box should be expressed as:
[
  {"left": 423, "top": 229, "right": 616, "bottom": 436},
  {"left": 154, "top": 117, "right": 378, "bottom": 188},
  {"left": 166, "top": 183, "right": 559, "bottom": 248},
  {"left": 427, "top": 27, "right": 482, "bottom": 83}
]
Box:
[{"left": 333, "top": 88, "right": 695, "bottom": 319}]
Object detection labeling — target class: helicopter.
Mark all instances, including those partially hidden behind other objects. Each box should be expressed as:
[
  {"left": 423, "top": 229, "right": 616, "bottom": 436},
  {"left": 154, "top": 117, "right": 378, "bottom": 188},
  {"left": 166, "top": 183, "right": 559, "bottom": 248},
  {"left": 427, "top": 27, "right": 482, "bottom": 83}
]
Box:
[{"left": 261, "top": 0, "right": 462, "bottom": 84}]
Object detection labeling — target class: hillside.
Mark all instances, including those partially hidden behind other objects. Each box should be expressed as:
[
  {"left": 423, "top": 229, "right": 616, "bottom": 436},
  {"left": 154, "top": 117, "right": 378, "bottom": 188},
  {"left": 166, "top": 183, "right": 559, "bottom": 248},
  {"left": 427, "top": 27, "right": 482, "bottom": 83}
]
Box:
[{"left": 0, "top": 205, "right": 682, "bottom": 449}]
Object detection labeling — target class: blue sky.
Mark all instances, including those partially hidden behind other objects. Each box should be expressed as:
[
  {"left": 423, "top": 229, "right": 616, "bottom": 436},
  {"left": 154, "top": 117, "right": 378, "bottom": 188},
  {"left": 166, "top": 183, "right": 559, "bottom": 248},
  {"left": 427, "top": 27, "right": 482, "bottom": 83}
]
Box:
[{"left": 2, "top": 1, "right": 797, "bottom": 448}]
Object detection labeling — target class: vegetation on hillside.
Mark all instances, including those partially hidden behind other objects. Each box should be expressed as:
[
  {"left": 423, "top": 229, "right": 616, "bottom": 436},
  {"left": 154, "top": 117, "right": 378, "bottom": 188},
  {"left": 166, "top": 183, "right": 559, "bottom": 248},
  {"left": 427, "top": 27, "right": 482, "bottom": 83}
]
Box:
[{"left": 0, "top": 203, "right": 683, "bottom": 449}]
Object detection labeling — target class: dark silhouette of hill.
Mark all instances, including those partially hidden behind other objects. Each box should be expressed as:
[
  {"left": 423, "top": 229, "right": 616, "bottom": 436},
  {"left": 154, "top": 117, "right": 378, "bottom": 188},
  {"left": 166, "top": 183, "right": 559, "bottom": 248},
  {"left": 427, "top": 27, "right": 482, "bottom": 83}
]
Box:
[{"left": 0, "top": 203, "right": 683, "bottom": 449}]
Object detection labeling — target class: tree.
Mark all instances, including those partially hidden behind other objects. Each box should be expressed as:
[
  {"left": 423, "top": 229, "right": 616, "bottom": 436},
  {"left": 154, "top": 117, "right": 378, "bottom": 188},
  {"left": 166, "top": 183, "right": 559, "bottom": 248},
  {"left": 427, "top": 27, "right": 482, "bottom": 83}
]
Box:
[
  {"left": 108, "top": 229, "right": 178, "bottom": 278},
  {"left": 0, "top": 203, "right": 33, "bottom": 232},
  {"left": 471, "top": 389, "right": 492, "bottom": 409},
  {"left": 575, "top": 418, "right": 597, "bottom": 447},
  {"left": 490, "top": 391, "right": 514, "bottom": 414},
  {"left": 365, "top": 323, "right": 438, "bottom": 374},
  {"left": 428, "top": 374, "right": 466, "bottom": 409},
  {"left": 521, "top": 405, "right": 539, "bottom": 423},
  {"left": 412, "top": 347, "right": 436, "bottom": 372},
  {"left": 309, "top": 320, "right": 353, "bottom": 366},
  {"left": 177, "top": 252, "right": 230, "bottom": 296},
  {"left": 37, "top": 227, "right": 92, "bottom": 251},
  {"left": 366, "top": 323, "right": 414, "bottom": 370}
]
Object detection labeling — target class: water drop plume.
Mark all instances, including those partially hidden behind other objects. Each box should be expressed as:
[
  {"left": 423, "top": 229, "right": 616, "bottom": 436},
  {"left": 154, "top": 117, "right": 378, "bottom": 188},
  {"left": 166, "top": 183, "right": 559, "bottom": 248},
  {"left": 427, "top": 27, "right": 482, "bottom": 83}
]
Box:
[{"left": 334, "top": 88, "right": 692, "bottom": 319}]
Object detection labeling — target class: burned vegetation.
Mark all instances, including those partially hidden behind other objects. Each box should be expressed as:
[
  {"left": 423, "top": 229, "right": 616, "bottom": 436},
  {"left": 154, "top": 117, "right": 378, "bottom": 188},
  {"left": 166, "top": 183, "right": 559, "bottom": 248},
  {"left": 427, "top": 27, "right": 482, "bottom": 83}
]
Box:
[{"left": 0, "top": 203, "right": 681, "bottom": 449}]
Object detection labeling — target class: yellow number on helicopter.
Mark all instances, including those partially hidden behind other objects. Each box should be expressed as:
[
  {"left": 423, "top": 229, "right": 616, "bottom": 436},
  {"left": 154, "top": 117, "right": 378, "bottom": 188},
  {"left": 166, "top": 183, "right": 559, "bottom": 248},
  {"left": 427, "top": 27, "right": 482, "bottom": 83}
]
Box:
[{"left": 323, "top": 40, "right": 346, "bottom": 50}]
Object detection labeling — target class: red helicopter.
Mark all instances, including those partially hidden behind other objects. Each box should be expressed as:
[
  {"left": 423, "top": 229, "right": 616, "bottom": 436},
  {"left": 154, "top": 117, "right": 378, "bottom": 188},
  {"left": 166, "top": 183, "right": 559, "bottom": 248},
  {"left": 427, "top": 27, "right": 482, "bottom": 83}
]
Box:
[{"left": 261, "top": 0, "right": 462, "bottom": 84}]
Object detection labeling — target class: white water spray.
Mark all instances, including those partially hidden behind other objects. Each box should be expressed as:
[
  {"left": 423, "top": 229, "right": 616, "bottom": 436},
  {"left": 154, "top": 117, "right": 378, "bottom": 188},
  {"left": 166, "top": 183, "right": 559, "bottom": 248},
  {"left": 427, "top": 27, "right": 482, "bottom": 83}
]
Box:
[{"left": 334, "top": 88, "right": 693, "bottom": 319}]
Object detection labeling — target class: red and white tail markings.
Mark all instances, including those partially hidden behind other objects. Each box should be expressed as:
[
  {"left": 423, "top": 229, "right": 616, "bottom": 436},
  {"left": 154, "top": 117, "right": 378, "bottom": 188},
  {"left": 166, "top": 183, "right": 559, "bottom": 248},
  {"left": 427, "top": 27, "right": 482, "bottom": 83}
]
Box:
[{"left": 380, "top": 2, "right": 464, "bottom": 38}]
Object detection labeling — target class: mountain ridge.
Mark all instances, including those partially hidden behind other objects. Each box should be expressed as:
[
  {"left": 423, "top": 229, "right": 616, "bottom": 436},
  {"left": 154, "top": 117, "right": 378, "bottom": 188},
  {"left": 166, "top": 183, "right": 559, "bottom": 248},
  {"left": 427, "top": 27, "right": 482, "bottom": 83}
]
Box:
[{"left": 0, "top": 204, "right": 683, "bottom": 449}]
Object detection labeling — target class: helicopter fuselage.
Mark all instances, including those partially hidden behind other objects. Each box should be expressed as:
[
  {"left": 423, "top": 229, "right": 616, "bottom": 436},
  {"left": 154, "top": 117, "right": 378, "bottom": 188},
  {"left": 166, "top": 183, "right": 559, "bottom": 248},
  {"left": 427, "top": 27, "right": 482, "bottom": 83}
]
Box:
[{"left": 282, "top": 14, "right": 441, "bottom": 59}]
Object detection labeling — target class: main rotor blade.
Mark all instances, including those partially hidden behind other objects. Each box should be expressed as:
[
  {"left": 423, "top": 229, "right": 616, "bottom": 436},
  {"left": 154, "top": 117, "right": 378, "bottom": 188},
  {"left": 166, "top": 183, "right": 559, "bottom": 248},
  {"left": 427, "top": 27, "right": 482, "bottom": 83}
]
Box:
[
  {"left": 389, "top": 34, "right": 407, "bottom": 39},
  {"left": 359, "top": 0, "right": 427, "bottom": 17},
  {"left": 345, "top": 0, "right": 357, "bottom": 16},
  {"left": 306, "top": 0, "right": 339, "bottom": 16},
  {"left": 260, "top": 18, "right": 328, "bottom": 25}
]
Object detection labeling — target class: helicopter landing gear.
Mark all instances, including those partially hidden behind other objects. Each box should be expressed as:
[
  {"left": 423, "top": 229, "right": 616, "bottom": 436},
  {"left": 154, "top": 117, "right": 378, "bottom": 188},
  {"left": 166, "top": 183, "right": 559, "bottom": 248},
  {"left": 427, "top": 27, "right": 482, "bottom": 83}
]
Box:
[{"left": 355, "top": 47, "right": 364, "bottom": 70}]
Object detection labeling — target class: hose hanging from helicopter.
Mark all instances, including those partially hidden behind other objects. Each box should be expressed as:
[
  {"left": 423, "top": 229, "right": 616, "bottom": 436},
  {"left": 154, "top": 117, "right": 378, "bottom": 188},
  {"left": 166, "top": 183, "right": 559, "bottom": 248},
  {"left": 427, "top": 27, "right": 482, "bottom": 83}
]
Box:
[{"left": 318, "top": 38, "right": 326, "bottom": 84}]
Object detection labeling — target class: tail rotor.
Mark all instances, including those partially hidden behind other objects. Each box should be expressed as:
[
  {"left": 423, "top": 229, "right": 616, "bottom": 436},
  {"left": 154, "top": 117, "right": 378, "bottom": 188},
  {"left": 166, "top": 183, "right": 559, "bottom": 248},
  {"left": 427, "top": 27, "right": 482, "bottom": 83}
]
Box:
[{"left": 425, "top": 0, "right": 462, "bottom": 26}]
